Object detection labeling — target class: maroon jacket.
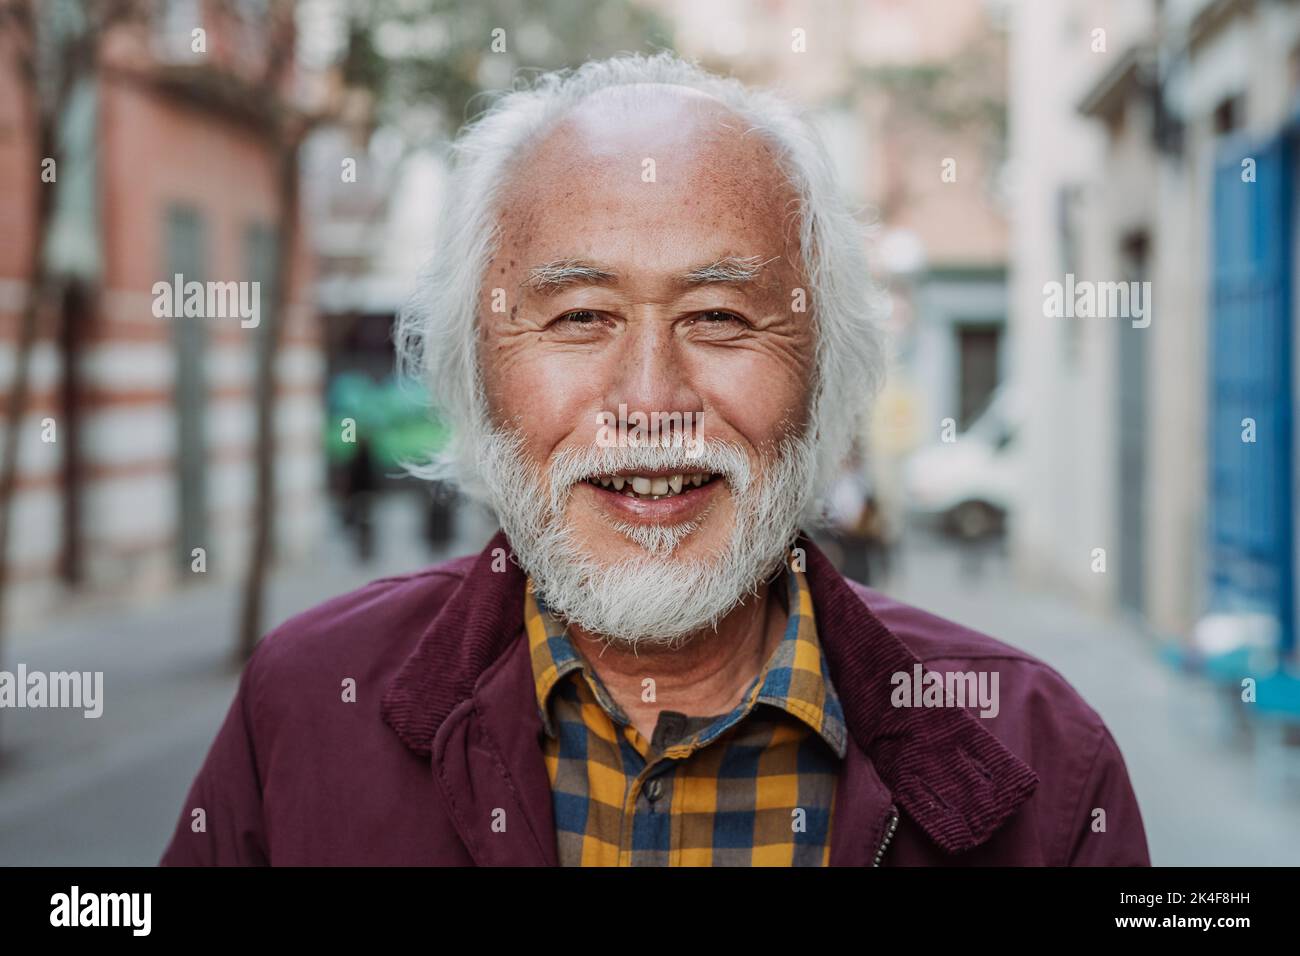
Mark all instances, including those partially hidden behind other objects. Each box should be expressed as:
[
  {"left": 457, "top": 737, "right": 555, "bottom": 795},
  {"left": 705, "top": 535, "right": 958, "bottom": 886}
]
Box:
[{"left": 161, "top": 532, "right": 1150, "bottom": 866}]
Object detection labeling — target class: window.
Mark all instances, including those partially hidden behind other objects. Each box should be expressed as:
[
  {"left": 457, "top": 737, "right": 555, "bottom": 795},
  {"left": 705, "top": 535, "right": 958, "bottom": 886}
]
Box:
[
  {"left": 956, "top": 323, "right": 1002, "bottom": 430},
  {"left": 1213, "top": 93, "right": 1244, "bottom": 136},
  {"left": 164, "top": 204, "right": 209, "bottom": 572}
]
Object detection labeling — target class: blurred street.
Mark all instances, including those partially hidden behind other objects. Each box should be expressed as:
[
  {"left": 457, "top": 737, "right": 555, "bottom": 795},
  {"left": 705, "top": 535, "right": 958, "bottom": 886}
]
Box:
[
  {"left": 0, "top": 493, "right": 494, "bottom": 865},
  {"left": 1, "top": 502, "right": 1295, "bottom": 865}
]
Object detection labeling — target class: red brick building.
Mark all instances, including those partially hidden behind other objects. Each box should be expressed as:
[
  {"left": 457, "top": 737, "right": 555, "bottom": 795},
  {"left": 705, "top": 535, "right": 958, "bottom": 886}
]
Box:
[{"left": 0, "top": 1, "right": 326, "bottom": 624}]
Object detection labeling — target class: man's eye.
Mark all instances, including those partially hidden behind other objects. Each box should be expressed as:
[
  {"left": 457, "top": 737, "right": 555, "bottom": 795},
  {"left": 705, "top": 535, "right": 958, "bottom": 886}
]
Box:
[
  {"left": 695, "top": 310, "right": 745, "bottom": 325},
  {"left": 556, "top": 310, "right": 601, "bottom": 325}
]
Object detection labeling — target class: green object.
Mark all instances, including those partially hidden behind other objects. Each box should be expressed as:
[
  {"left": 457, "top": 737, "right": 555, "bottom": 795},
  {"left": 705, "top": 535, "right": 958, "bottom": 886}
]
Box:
[{"left": 325, "top": 373, "right": 447, "bottom": 471}]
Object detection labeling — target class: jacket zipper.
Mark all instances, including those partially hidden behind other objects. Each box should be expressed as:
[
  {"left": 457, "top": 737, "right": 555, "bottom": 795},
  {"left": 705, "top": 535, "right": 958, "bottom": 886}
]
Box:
[{"left": 872, "top": 806, "right": 900, "bottom": 867}]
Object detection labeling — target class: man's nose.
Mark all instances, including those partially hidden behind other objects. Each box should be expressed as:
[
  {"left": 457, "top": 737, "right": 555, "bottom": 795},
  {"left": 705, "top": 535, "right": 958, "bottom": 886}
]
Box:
[{"left": 603, "top": 318, "right": 703, "bottom": 424}]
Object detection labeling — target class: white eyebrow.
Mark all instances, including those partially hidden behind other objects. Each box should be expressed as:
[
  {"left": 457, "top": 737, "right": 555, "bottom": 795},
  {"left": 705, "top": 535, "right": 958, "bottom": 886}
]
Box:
[
  {"left": 680, "top": 255, "right": 780, "bottom": 285},
  {"left": 523, "top": 259, "right": 618, "bottom": 293}
]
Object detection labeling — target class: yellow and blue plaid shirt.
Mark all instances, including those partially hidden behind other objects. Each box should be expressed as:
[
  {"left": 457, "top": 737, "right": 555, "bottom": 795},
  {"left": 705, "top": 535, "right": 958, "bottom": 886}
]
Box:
[{"left": 525, "top": 565, "right": 847, "bottom": 866}]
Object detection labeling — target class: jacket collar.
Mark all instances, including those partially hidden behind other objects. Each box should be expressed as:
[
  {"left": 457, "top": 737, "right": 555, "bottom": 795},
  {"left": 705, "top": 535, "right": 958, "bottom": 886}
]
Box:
[
  {"left": 798, "top": 534, "right": 1039, "bottom": 853},
  {"left": 382, "top": 530, "right": 1038, "bottom": 856},
  {"left": 380, "top": 532, "right": 528, "bottom": 756}
]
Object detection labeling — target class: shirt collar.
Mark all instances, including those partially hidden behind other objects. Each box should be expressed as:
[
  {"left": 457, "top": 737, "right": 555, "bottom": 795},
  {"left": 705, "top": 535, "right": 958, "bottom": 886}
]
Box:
[{"left": 523, "top": 564, "right": 848, "bottom": 759}]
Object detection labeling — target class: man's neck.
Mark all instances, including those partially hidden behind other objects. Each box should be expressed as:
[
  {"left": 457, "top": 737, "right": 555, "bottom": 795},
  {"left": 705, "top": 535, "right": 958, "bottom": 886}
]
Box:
[{"left": 567, "top": 579, "right": 789, "bottom": 744}]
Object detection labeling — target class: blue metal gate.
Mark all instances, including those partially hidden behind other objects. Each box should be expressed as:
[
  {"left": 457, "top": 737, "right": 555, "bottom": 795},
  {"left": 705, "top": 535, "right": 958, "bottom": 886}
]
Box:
[{"left": 1208, "top": 131, "right": 1295, "bottom": 656}]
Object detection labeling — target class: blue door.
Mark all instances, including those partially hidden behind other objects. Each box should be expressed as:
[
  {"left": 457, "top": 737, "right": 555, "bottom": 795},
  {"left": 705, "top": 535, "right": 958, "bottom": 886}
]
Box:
[{"left": 1208, "top": 131, "right": 1295, "bottom": 656}]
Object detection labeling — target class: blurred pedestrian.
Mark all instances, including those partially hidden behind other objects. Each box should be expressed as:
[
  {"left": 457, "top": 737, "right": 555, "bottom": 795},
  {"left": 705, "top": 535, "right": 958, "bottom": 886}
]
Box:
[
  {"left": 344, "top": 436, "right": 377, "bottom": 562},
  {"left": 824, "top": 449, "right": 873, "bottom": 584}
]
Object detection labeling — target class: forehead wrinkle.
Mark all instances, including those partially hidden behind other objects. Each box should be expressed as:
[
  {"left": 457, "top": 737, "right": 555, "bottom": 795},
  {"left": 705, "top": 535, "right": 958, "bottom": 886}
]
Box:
[{"left": 498, "top": 102, "right": 806, "bottom": 300}]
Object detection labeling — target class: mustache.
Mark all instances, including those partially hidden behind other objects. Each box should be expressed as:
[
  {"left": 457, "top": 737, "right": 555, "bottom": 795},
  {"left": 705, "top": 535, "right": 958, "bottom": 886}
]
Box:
[{"left": 546, "top": 441, "right": 754, "bottom": 513}]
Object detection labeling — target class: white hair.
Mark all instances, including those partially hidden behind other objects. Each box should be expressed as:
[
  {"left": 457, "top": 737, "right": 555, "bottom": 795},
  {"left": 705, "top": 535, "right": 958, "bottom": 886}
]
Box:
[
  {"left": 396, "top": 52, "right": 887, "bottom": 522},
  {"left": 478, "top": 426, "right": 819, "bottom": 646}
]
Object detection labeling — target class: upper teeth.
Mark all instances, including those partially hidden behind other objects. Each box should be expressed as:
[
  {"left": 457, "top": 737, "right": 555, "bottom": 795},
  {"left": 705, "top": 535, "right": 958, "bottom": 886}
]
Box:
[{"left": 590, "top": 473, "right": 711, "bottom": 498}]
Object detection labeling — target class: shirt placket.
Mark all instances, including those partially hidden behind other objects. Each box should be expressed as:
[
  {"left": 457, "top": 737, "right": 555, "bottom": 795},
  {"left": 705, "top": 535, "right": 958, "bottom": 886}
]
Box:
[{"left": 618, "top": 757, "right": 677, "bottom": 865}]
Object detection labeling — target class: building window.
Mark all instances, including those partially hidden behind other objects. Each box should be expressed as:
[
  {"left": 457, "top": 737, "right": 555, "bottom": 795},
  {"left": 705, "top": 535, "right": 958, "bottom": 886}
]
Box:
[
  {"left": 1055, "top": 183, "right": 1084, "bottom": 369},
  {"left": 164, "top": 204, "right": 210, "bottom": 572},
  {"left": 956, "top": 323, "right": 1002, "bottom": 430},
  {"left": 1213, "top": 93, "right": 1244, "bottom": 136}
]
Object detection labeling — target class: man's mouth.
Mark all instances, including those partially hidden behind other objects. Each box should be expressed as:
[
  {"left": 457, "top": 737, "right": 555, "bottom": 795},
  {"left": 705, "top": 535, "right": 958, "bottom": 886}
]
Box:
[{"left": 583, "top": 472, "right": 720, "bottom": 501}]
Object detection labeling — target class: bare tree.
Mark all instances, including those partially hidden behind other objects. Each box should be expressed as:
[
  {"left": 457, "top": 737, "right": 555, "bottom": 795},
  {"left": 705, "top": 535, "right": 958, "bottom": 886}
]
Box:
[
  {"left": 236, "top": 0, "right": 331, "bottom": 661},
  {"left": 0, "top": 0, "right": 138, "bottom": 749}
]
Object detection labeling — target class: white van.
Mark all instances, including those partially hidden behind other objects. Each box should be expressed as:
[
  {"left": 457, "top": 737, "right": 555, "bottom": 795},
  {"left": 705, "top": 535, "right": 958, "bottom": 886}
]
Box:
[{"left": 903, "top": 385, "right": 1023, "bottom": 539}]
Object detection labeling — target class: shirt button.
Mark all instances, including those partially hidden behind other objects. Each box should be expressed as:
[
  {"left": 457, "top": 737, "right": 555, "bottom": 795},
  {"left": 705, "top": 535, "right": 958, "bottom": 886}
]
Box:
[{"left": 645, "top": 778, "right": 664, "bottom": 802}]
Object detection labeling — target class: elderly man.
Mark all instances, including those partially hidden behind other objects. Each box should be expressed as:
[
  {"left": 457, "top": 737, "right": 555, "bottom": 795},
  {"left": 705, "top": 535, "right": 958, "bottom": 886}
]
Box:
[{"left": 162, "top": 54, "right": 1148, "bottom": 867}]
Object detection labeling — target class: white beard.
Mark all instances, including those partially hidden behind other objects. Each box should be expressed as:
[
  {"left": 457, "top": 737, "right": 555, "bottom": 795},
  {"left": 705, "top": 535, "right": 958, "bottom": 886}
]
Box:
[{"left": 477, "top": 426, "right": 817, "bottom": 648}]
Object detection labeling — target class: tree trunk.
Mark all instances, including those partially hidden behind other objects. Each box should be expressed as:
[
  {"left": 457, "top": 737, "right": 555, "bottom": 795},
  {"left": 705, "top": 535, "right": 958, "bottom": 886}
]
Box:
[
  {"left": 0, "top": 64, "right": 57, "bottom": 753},
  {"left": 0, "top": 224, "right": 50, "bottom": 631},
  {"left": 236, "top": 139, "right": 301, "bottom": 663}
]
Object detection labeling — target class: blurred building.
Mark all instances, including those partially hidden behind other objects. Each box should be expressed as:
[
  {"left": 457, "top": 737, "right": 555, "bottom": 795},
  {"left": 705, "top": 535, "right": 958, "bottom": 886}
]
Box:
[
  {"left": 304, "top": 121, "right": 444, "bottom": 416},
  {"left": 0, "top": 1, "right": 326, "bottom": 624},
  {"left": 1010, "top": 0, "right": 1300, "bottom": 658},
  {"left": 654, "top": 0, "right": 1011, "bottom": 497}
]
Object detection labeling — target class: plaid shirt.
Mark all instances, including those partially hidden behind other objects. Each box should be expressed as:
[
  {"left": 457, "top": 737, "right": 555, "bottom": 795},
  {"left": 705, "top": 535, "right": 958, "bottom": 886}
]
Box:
[{"left": 525, "top": 564, "right": 848, "bottom": 866}]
